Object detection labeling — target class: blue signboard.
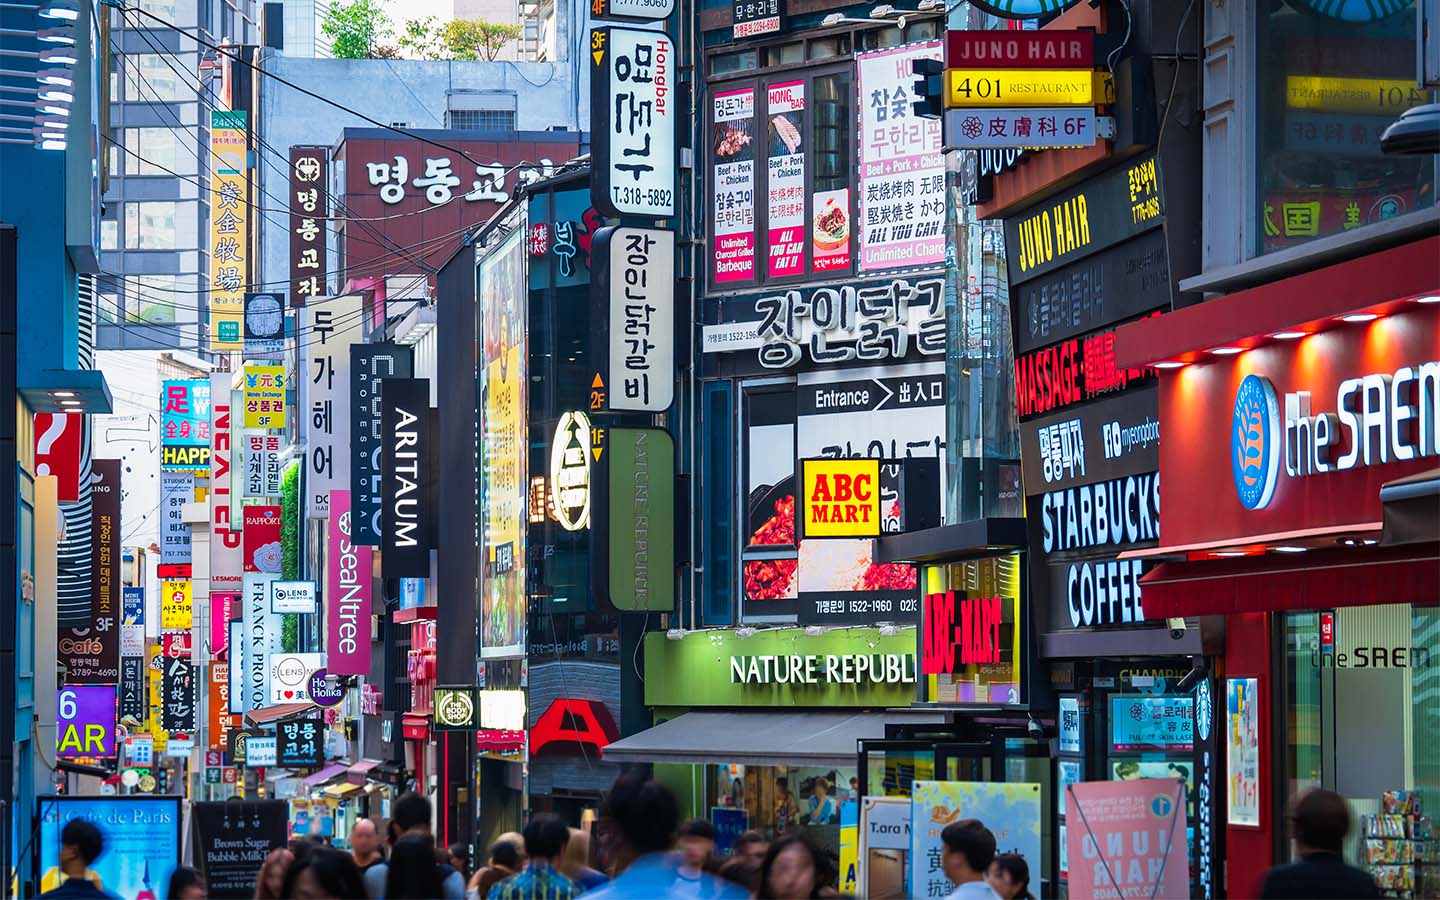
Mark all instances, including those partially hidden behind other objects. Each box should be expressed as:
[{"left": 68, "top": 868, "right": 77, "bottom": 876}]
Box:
[
  {"left": 1109, "top": 694, "right": 1194, "bottom": 752},
  {"left": 710, "top": 807, "right": 749, "bottom": 858},
  {"left": 39, "top": 796, "right": 182, "bottom": 897}
]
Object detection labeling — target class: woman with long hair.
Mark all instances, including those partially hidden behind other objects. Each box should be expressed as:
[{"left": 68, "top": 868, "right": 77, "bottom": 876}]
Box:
[
  {"left": 254, "top": 847, "right": 294, "bottom": 900},
  {"left": 383, "top": 833, "right": 446, "bottom": 900},
  {"left": 757, "top": 832, "right": 836, "bottom": 899},
  {"left": 279, "top": 846, "right": 367, "bottom": 900},
  {"left": 988, "top": 853, "right": 1035, "bottom": 900}
]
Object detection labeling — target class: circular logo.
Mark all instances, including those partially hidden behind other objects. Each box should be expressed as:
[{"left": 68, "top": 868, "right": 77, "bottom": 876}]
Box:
[
  {"left": 138, "top": 773, "right": 157, "bottom": 793},
  {"left": 1195, "top": 676, "right": 1213, "bottom": 742},
  {"left": 1150, "top": 793, "right": 1174, "bottom": 818},
  {"left": 309, "top": 670, "right": 345, "bottom": 707},
  {"left": 120, "top": 768, "right": 140, "bottom": 787},
  {"left": 1231, "top": 374, "right": 1281, "bottom": 510},
  {"left": 436, "top": 690, "right": 476, "bottom": 728}
]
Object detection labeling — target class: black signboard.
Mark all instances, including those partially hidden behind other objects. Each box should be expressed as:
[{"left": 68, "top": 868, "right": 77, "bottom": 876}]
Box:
[
  {"left": 160, "top": 657, "right": 196, "bottom": 733},
  {"left": 733, "top": 0, "right": 785, "bottom": 39},
  {"left": 228, "top": 728, "right": 257, "bottom": 764},
  {"left": 1003, "top": 153, "right": 1162, "bottom": 286},
  {"left": 243, "top": 291, "right": 286, "bottom": 357},
  {"left": 119, "top": 656, "right": 146, "bottom": 721},
  {"left": 1013, "top": 228, "right": 1173, "bottom": 355},
  {"left": 380, "top": 378, "right": 436, "bottom": 576},
  {"left": 275, "top": 717, "right": 324, "bottom": 767},
  {"left": 1042, "top": 554, "right": 1157, "bottom": 630},
  {"left": 60, "top": 459, "right": 121, "bottom": 684},
  {"left": 798, "top": 582, "right": 921, "bottom": 627},
  {"left": 192, "top": 800, "right": 289, "bottom": 898},
  {"left": 1018, "top": 385, "right": 1160, "bottom": 495},
  {"left": 350, "top": 343, "right": 414, "bottom": 545}
]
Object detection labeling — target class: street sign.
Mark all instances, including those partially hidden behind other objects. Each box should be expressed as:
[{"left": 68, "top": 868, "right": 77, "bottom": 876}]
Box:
[
  {"left": 945, "top": 69, "right": 1112, "bottom": 108},
  {"left": 944, "top": 107, "right": 1096, "bottom": 149}
]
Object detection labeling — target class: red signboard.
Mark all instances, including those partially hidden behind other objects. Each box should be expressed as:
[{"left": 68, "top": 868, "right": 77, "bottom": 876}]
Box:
[
  {"left": 530, "top": 698, "right": 618, "bottom": 755},
  {"left": 34, "top": 413, "right": 82, "bottom": 501},
  {"left": 946, "top": 29, "right": 1093, "bottom": 69},
  {"left": 922, "top": 591, "right": 1002, "bottom": 674},
  {"left": 476, "top": 729, "right": 525, "bottom": 754},
  {"left": 1157, "top": 305, "right": 1437, "bottom": 548},
  {"left": 1014, "top": 327, "right": 1153, "bottom": 418}
]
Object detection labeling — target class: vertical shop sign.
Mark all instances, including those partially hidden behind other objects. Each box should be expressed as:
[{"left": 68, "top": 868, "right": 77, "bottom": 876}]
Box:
[
  {"left": 61, "top": 459, "right": 121, "bottom": 684},
  {"left": 380, "top": 378, "right": 436, "bottom": 576},
  {"left": 210, "top": 373, "right": 243, "bottom": 593},
  {"left": 326, "top": 490, "right": 371, "bottom": 676},
  {"left": 712, "top": 87, "right": 756, "bottom": 282},
  {"left": 289, "top": 146, "right": 328, "bottom": 308},
  {"left": 210, "top": 592, "right": 236, "bottom": 655},
  {"left": 766, "top": 81, "right": 806, "bottom": 278},
  {"left": 243, "top": 292, "right": 286, "bottom": 358},
  {"left": 596, "top": 227, "right": 675, "bottom": 412},
  {"left": 161, "top": 655, "right": 196, "bottom": 733},
  {"left": 268, "top": 653, "right": 324, "bottom": 703},
  {"left": 1065, "top": 779, "right": 1189, "bottom": 899},
  {"left": 241, "top": 365, "right": 287, "bottom": 430},
  {"left": 605, "top": 428, "right": 675, "bottom": 612},
  {"left": 242, "top": 505, "right": 283, "bottom": 574},
  {"left": 159, "top": 472, "right": 193, "bottom": 565},
  {"left": 121, "top": 587, "right": 144, "bottom": 658},
  {"left": 241, "top": 573, "right": 281, "bottom": 711},
  {"left": 590, "top": 26, "right": 677, "bottom": 218},
  {"left": 56, "top": 685, "right": 118, "bottom": 759},
  {"left": 350, "top": 343, "right": 414, "bottom": 545},
  {"left": 243, "top": 435, "right": 283, "bottom": 497},
  {"left": 209, "top": 110, "right": 248, "bottom": 350},
  {"left": 160, "top": 379, "right": 211, "bottom": 471},
  {"left": 145, "top": 644, "right": 169, "bottom": 751},
  {"left": 228, "top": 620, "right": 244, "bottom": 714},
  {"left": 160, "top": 580, "right": 193, "bottom": 630},
  {"left": 857, "top": 42, "right": 946, "bottom": 272},
  {"left": 119, "top": 657, "right": 146, "bottom": 722},
  {"left": 303, "top": 295, "right": 362, "bottom": 519},
  {"left": 34, "top": 412, "right": 82, "bottom": 500},
  {"left": 208, "top": 662, "right": 240, "bottom": 752}
]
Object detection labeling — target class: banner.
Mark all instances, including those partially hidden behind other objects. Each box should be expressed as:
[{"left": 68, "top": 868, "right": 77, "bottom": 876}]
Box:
[
  {"left": 381, "top": 378, "right": 435, "bottom": 575},
  {"left": 38, "top": 797, "right": 181, "bottom": 896},
  {"left": 160, "top": 579, "right": 193, "bottom": 630},
  {"left": 160, "top": 655, "right": 196, "bottom": 734},
  {"left": 766, "top": 81, "right": 805, "bottom": 279},
  {"left": 210, "top": 592, "right": 236, "bottom": 656},
  {"left": 1227, "top": 677, "right": 1261, "bottom": 826},
  {"left": 60, "top": 459, "right": 121, "bottom": 684},
  {"left": 242, "top": 505, "right": 283, "bottom": 574},
  {"left": 120, "top": 587, "right": 144, "bottom": 658},
  {"left": 302, "top": 295, "right": 363, "bottom": 519},
  {"left": 160, "top": 379, "right": 212, "bottom": 471},
  {"left": 241, "top": 573, "right": 282, "bottom": 711},
  {"left": 242, "top": 365, "right": 287, "bottom": 429},
  {"left": 910, "top": 782, "right": 1042, "bottom": 900},
  {"left": 159, "top": 471, "right": 193, "bottom": 565},
  {"left": 191, "top": 800, "right": 289, "bottom": 898},
  {"left": 712, "top": 87, "right": 756, "bottom": 282},
  {"left": 243, "top": 434, "right": 283, "bottom": 497},
  {"left": 1065, "top": 779, "right": 1188, "bottom": 900},
  {"left": 209, "top": 110, "right": 248, "bottom": 350},
  {"left": 325, "top": 490, "right": 371, "bottom": 676},
  {"left": 210, "top": 373, "right": 243, "bottom": 593},
  {"left": 288, "top": 146, "right": 329, "bottom": 307},
  {"left": 119, "top": 656, "right": 146, "bottom": 723},
  {"left": 350, "top": 343, "right": 414, "bottom": 545},
  {"left": 56, "top": 685, "right": 118, "bottom": 759}
]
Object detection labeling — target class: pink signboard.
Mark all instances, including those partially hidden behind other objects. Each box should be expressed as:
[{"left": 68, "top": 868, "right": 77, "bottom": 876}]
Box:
[
  {"left": 766, "top": 81, "right": 805, "bottom": 279},
  {"left": 326, "top": 490, "right": 372, "bottom": 676},
  {"left": 210, "top": 592, "right": 237, "bottom": 656},
  {"left": 712, "top": 87, "right": 757, "bottom": 283},
  {"left": 1065, "top": 779, "right": 1189, "bottom": 900}
]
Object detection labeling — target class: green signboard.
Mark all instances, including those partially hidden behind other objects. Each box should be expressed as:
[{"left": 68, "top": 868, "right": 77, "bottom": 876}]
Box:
[
  {"left": 607, "top": 428, "right": 675, "bottom": 612},
  {"left": 644, "top": 626, "right": 919, "bottom": 708}
]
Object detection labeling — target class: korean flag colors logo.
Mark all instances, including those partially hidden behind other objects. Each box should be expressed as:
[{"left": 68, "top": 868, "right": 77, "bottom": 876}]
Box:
[{"left": 1231, "top": 374, "right": 1281, "bottom": 510}]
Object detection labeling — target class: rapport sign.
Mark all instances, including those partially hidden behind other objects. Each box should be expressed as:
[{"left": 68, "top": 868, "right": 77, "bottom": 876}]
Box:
[{"left": 800, "top": 458, "right": 882, "bottom": 538}]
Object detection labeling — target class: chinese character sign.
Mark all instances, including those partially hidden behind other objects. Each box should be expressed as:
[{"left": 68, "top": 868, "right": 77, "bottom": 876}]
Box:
[
  {"left": 712, "top": 87, "right": 756, "bottom": 282},
  {"left": 591, "top": 27, "right": 676, "bottom": 218},
  {"left": 210, "top": 110, "right": 248, "bottom": 350},
  {"left": 857, "top": 43, "right": 946, "bottom": 273},
  {"left": 1110, "top": 695, "right": 1194, "bottom": 752},
  {"left": 766, "top": 81, "right": 806, "bottom": 279},
  {"left": 302, "top": 295, "right": 363, "bottom": 519},
  {"left": 242, "top": 365, "right": 287, "bottom": 429},
  {"left": 289, "top": 146, "right": 328, "bottom": 308},
  {"left": 161, "top": 379, "right": 212, "bottom": 471},
  {"left": 243, "top": 435, "right": 283, "bottom": 497},
  {"left": 910, "top": 782, "right": 1041, "bottom": 900},
  {"left": 599, "top": 227, "right": 675, "bottom": 412}
]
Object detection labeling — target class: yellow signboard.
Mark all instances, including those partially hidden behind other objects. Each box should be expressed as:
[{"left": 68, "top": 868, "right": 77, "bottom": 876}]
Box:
[
  {"left": 160, "top": 579, "right": 193, "bottom": 629},
  {"left": 209, "top": 110, "right": 248, "bottom": 351},
  {"left": 945, "top": 68, "right": 1111, "bottom": 108},
  {"left": 801, "top": 458, "right": 882, "bottom": 538},
  {"left": 242, "top": 364, "right": 287, "bottom": 429},
  {"left": 1285, "top": 75, "right": 1428, "bottom": 116},
  {"left": 146, "top": 644, "right": 169, "bottom": 752}
]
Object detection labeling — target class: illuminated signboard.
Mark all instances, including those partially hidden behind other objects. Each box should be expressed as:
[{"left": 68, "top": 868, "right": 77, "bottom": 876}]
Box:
[
  {"left": 944, "top": 107, "right": 1097, "bottom": 150},
  {"left": 550, "top": 411, "right": 592, "bottom": 531},
  {"left": 799, "top": 457, "right": 882, "bottom": 538},
  {"left": 945, "top": 69, "right": 1110, "bottom": 108},
  {"left": 1013, "top": 329, "right": 1153, "bottom": 419},
  {"left": 1285, "top": 75, "right": 1429, "bottom": 116},
  {"left": 945, "top": 29, "right": 1093, "bottom": 68},
  {"left": 922, "top": 592, "right": 1004, "bottom": 674},
  {"left": 530, "top": 698, "right": 618, "bottom": 755}
]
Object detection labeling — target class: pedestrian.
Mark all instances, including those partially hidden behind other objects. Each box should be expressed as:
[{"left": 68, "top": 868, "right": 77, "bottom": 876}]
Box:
[
  {"left": 468, "top": 836, "right": 522, "bottom": 900},
  {"left": 757, "top": 832, "right": 836, "bottom": 899},
  {"left": 39, "top": 819, "right": 119, "bottom": 898},
  {"left": 351, "top": 818, "right": 385, "bottom": 873},
  {"left": 774, "top": 777, "right": 800, "bottom": 831},
  {"left": 806, "top": 779, "right": 837, "bottom": 825},
  {"left": 940, "top": 819, "right": 1001, "bottom": 900},
  {"left": 716, "top": 857, "right": 761, "bottom": 894},
  {"left": 488, "top": 814, "right": 580, "bottom": 900},
  {"left": 581, "top": 772, "right": 747, "bottom": 899},
  {"left": 280, "top": 845, "right": 368, "bottom": 900},
  {"left": 1259, "top": 788, "right": 1380, "bottom": 899},
  {"left": 447, "top": 842, "right": 472, "bottom": 879},
  {"left": 733, "top": 830, "right": 769, "bottom": 868},
  {"left": 559, "top": 827, "right": 608, "bottom": 890},
  {"left": 385, "top": 833, "right": 447, "bottom": 899},
  {"left": 362, "top": 792, "right": 465, "bottom": 899},
  {"left": 166, "top": 866, "right": 206, "bottom": 900},
  {"left": 986, "top": 853, "right": 1034, "bottom": 900},
  {"left": 254, "top": 847, "right": 294, "bottom": 900},
  {"left": 677, "top": 818, "right": 716, "bottom": 876}
]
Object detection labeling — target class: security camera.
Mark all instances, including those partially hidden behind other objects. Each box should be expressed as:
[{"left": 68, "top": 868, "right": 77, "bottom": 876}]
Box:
[
  {"left": 1167, "top": 617, "right": 1187, "bottom": 640},
  {"left": 1026, "top": 714, "right": 1045, "bottom": 739},
  {"left": 1176, "top": 659, "right": 1209, "bottom": 693}
]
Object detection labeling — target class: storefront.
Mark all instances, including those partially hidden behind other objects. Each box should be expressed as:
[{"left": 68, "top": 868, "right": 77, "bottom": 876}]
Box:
[{"left": 1114, "top": 236, "right": 1439, "bottom": 898}]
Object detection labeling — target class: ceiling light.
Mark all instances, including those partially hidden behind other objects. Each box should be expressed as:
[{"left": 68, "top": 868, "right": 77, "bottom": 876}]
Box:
[
  {"left": 1212, "top": 551, "right": 1247, "bottom": 557},
  {"left": 1341, "top": 313, "right": 1378, "bottom": 323},
  {"left": 1272, "top": 546, "right": 1307, "bottom": 553},
  {"left": 1270, "top": 331, "right": 1307, "bottom": 340},
  {"left": 39, "top": 1, "right": 80, "bottom": 20},
  {"left": 1153, "top": 361, "right": 1186, "bottom": 369},
  {"left": 37, "top": 27, "right": 77, "bottom": 45},
  {"left": 38, "top": 88, "right": 71, "bottom": 102},
  {"left": 1361, "top": 538, "right": 1378, "bottom": 546},
  {"left": 51, "top": 391, "right": 76, "bottom": 398},
  {"left": 1208, "top": 347, "right": 1243, "bottom": 356},
  {"left": 1416, "top": 295, "right": 1440, "bottom": 304},
  {"left": 39, "top": 48, "right": 78, "bottom": 65},
  {"left": 37, "top": 69, "right": 73, "bottom": 87},
  {"left": 38, "top": 101, "right": 69, "bottom": 116},
  {"left": 58, "top": 399, "right": 81, "bottom": 406},
  {"left": 36, "top": 138, "right": 66, "bottom": 150}
]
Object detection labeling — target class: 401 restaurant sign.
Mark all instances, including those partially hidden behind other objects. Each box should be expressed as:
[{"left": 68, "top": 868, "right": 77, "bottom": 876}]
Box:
[
  {"left": 800, "top": 457, "right": 881, "bottom": 537},
  {"left": 591, "top": 27, "right": 676, "bottom": 219}
]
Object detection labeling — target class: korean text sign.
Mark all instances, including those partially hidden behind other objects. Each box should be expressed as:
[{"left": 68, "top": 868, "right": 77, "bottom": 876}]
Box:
[
  {"left": 160, "top": 579, "right": 193, "bottom": 629},
  {"left": 597, "top": 226, "right": 675, "bottom": 412},
  {"left": 910, "top": 782, "right": 1041, "bottom": 900},
  {"left": 242, "top": 365, "right": 287, "bottom": 429},
  {"left": 161, "top": 379, "right": 212, "bottom": 471},
  {"left": 303, "top": 295, "right": 363, "bottom": 519},
  {"left": 1110, "top": 694, "right": 1194, "bottom": 751},
  {"left": 1065, "top": 779, "right": 1189, "bottom": 899},
  {"left": 289, "top": 146, "right": 328, "bottom": 306},
  {"left": 591, "top": 27, "right": 676, "bottom": 218},
  {"left": 712, "top": 87, "right": 756, "bottom": 282}
]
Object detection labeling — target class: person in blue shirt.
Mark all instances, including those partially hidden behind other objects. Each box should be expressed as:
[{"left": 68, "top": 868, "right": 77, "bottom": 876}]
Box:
[
  {"left": 805, "top": 779, "right": 836, "bottom": 825},
  {"left": 488, "top": 815, "right": 580, "bottom": 900},
  {"left": 39, "top": 820, "right": 120, "bottom": 899}
]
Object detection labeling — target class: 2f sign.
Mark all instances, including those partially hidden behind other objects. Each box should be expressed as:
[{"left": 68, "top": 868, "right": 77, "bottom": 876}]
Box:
[{"left": 801, "top": 458, "right": 882, "bottom": 537}]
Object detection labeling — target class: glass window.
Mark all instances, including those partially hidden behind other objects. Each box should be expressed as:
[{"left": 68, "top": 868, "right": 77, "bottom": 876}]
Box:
[
  {"left": 711, "top": 49, "right": 759, "bottom": 75},
  {"left": 124, "top": 128, "right": 192, "bottom": 176},
  {"left": 807, "top": 36, "right": 850, "bottom": 61},
  {"left": 123, "top": 274, "right": 198, "bottom": 324},
  {"left": 139, "top": 0, "right": 179, "bottom": 22},
  {"left": 132, "top": 55, "right": 189, "bottom": 103},
  {"left": 124, "top": 201, "right": 197, "bottom": 250},
  {"left": 762, "top": 42, "right": 804, "bottom": 67},
  {"left": 739, "top": 383, "right": 797, "bottom": 621},
  {"left": 97, "top": 291, "right": 118, "bottom": 323},
  {"left": 100, "top": 219, "right": 118, "bottom": 251},
  {"left": 1256, "top": 4, "right": 1435, "bottom": 254},
  {"left": 702, "top": 380, "right": 735, "bottom": 625},
  {"left": 812, "top": 71, "right": 852, "bottom": 194},
  {"left": 710, "top": 763, "right": 858, "bottom": 847},
  {"left": 921, "top": 555, "right": 1022, "bottom": 704}
]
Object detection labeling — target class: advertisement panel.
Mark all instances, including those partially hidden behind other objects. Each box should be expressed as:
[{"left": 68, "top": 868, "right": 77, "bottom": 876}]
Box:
[
  {"left": 242, "top": 573, "right": 282, "bottom": 711},
  {"left": 192, "top": 800, "right": 289, "bottom": 898},
  {"left": 590, "top": 26, "right": 677, "bottom": 218},
  {"left": 33, "top": 412, "right": 82, "bottom": 500},
  {"left": 479, "top": 228, "right": 528, "bottom": 658},
  {"left": 210, "top": 592, "right": 236, "bottom": 655},
  {"left": 1065, "top": 779, "right": 1189, "bottom": 900},
  {"left": 1014, "top": 327, "right": 1153, "bottom": 419},
  {"left": 269, "top": 653, "right": 325, "bottom": 703},
  {"left": 60, "top": 459, "right": 121, "bottom": 684},
  {"left": 800, "top": 457, "right": 881, "bottom": 538},
  {"left": 159, "top": 471, "right": 193, "bottom": 565},
  {"left": 160, "top": 379, "right": 211, "bottom": 471},
  {"left": 326, "top": 490, "right": 371, "bottom": 676},
  {"left": 1018, "top": 385, "right": 1160, "bottom": 494},
  {"left": 242, "top": 505, "right": 283, "bottom": 574},
  {"left": 289, "top": 146, "right": 329, "bottom": 307},
  {"left": 38, "top": 797, "right": 181, "bottom": 896},
  {"left": 350, "top": 343, "right": 414, "bottom": 545},
  {"left": 302, "top": 295, "right": 363, "bottom": 519},
  {"left": 243, "top": 434, "right": 283, "bottom": 497},
  {"left": 210, "top": 373, "right": 243, "bottom": 593},
  {"left": 857, "top": 42, "right": 945, "bottom": 273},
  {"left": 380, "top": 378, "right": 436, "bottom": 576},
  {"left": 599, "top": 227, "right": 676, "bottom": 412},
  {"left": 910, "top": 782, "right": 1042, "bottom": 900},
  {"left": 243, "top": 291, "right": 286, "bottom": 357},
  {"left": 858, "top": 797, "right": 911, "bottom": 899},
  {"left": 811, "top": 188, "right": 852, "bottom": 273},
  {"left": 1109, "top": 695, "right": 1193, "bottom": 752},
  {"left": 56, "top": 686, "right": 118, "bottom": 759},
  {"left": 120, "top": 587, "right": 144, "bottom": 658},
  {"left": 1227, "top": 677, "right": 1261, "bottom": 827},
  {"left": 712, "top": 87, "right": 757, "bottom": 283},
  {"left": 766, "top": 81, "right": 805, "bottom": 278},
  {"left": 209, "top": 110, "right": 247, "bottom": 350},
  {"left": 270, "top": 580, "right": 316, "bottom": 614},
  {"left": 208, "top": 662, "right": 241, "bottom": 752},
  {"left": 242, "top": 365, "right": 287, "bottom": 429},
  {"left": 160, "top": 579, "right": 193, "bottom": 630}
]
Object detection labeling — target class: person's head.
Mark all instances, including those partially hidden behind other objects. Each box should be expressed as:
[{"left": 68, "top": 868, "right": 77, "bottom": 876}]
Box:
[
  {"left": 384, "top": 833, "right": 446, "bottom": 900},
  {"left": 987, "top": 853, "right": 1033, "bottom": 900},
  {"left": 849, "top": 777, "right": 858, "bottom": 791},
  {"left": 677, "top": 818, "right": 716, "bottom": 869},
  {"left": 758, "top": 832, "right": 829, "bottom": 899},
  {"left": 735, "top": 830, "right": 769, "bottom": 868},
  {"left": 813, "top": 780, "right": 829, "bottom": 799},
  {"left": 497, "top": 831, "right": 525, "bottom": 864},
  {"left": 776, "top": 777, "right": 790, "bottom": 791},
  {"left": 280, "top": 846, "right": 366, "bottom": 900},
  {"left": 523, "top": 814, "right": 571, "bottom": 864},
  {"left": 255, "top": 847, "right": 294, "bottom": 899},
  {"left": 717, "top": 857, "right": 761, "bottom": 894},
  {"left": 58, "top": 819, "right": 104, "bottom": 874},
  {"left": 600, "top": 771, "right": 680, "bottom": 863},
  {"left": 447, "top": 842, "right": 469, "bottom": 874},
  {"left": 489, "top": 837, "right": 521, "bottom": 871},
  {"left": 392, "top": 792, "right": 433, "bottom": 836},
  {"left": 1292, "top": 788, "right": 1352, "bottom": 855},
  {"left": 559, "top": 828, "right": 592, "bottom": 880},
  {"left": 167, "top": 866, "right": 205, "bottom": 900},
  {"left": 350, "top": 818, "right": 380, "bottom": 859},
  {"left": 941, "top": 819, "right": 997, "bottom": 886}
]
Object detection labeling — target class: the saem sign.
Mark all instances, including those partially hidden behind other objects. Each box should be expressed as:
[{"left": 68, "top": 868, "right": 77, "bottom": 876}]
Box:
[{"left": 326, "top": 490, "right": 372, "bottom": 676}]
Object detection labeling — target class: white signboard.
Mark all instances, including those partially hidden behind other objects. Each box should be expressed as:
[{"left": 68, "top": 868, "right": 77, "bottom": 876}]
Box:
[
  {"left": 270, "top": 580, "right": 318, "bottom": 614},
  {"left": 159, "top": 471, "right": 193, "bottom": 566},
  {"left": 944, "top": 107, "right": 1096, "bottom": 149},
  {"left": 479, "top": 689, "right": 527, "bottom": 730},
  {"left": 243, "top": 433, "right": 283, "bottom": 497},
  {"left": 269, "top": 652, "right": 325, "bottom": 703},
  {"left": 241, "top": 573, "right": 282, "bottom": 712},
  {"left": 598, "top": 0, "right": 675, "bottom": 18},
  {"left": 245, "top": 735, "right": 277, "bottom": 767},
  {"left": 592, "top": 27, "right": 676, "bottom": 218},
  {"left": 606, "top": 227, "right": 674, "bottom": 411},
  {"left": 302, "top": 295, "right": 363, "bottom": 519}
]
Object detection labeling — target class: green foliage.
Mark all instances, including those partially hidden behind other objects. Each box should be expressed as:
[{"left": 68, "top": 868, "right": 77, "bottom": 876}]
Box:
[
  {"left": 443, "top": 19, "right": 524, "bottom": 61},
  {"left": 397, "top": 16, "right": 448, "bottom": 60},
  {"left": 321, "top": 0, "right": 391, "bottom": 59},
  {"left": 281, "top": 460, "right": 299, "bottom": 652}
]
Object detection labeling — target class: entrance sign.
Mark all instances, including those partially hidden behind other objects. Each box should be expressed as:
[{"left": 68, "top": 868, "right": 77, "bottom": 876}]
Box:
[{"left": 1066, "top": 779, "right": 1188, "bottom": 900}]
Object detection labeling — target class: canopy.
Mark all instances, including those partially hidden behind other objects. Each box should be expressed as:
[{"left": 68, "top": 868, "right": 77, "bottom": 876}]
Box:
[{"left": 1381, "top": 469, "right": 1440, "bottom": 547}]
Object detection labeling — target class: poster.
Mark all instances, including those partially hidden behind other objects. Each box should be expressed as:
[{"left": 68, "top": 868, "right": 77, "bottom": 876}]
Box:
[
  {"left": 160, "top": 378, "right": 212, "bottom": 470},
  {"left": 1110, "top": 695, "right": 1194, "bottom": 752},
  {"left": 910, "top": 781, "right": 1041, "bottom": 900},
  {"left": 241, "top": 365, "right": 287, "bottom": 429},
  {"left": 56, "top": 686, "right": 118, "bottom": 759},
  {"left": 766, "top": 81, "right": 806, "bottom": 278},
  {"left": 38, "top": 797, "right": 181, "bottom": 896},
  {"left": 479, "top": 227, "right": 528, "bottom": 658},
  {"left": 713, "top": 87, "right": 757, "bottom": 283},
  {"left": 1065, "top": 779, "right": 1189, "bottom": 900},
  {"left": 326, "top": 490, "right": 372, "bottom": 676},
  {"left": 856, "top": 42, "right": 946, "bottom": 272},
  {"left": 811, "top": 188, "right": 852, "bottom": 272},
  {"left": 859, "top": 796, "right": 911, "bottom": 900},
  {"left": 1058, "top": 758, "right": 1082, "bottom": 815},
  {"left": 159, "top": 471, "right": 193, "bottom": 565},
  {"left": 160, "top": 579, "right": 193, "bottom": 630},
  {"left": 191, "top": 800, "right": 289, "bottom": 898},
  {"left": 1059, "top": 695, "right": 1082, "bottom": 753},
  {"left": 1227, "top": 677, "right": 1260, "bottom": 826},
  {"left": 242, "top": 505, "right": 283, "bottom": 574}
]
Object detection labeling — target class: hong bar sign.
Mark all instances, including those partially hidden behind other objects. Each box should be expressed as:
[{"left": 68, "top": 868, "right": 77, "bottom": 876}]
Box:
[
  {"left": 590, "top": 27, "right": 676, "bottom": 218},
  {"left": 944, "top": 107, "right": 1096, "bottom": 149},
  {"left": 595, "top": 227, "right": 675, "bottom": 412}
]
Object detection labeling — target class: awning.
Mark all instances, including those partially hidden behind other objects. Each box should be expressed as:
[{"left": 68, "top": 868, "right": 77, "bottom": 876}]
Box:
[
  {"left": 873, "top": 517, "right": 1027, "bottom": 565},
  {"left": 1381, "top": 469, "right": 1440, "bottom": 547},
  {"left": 602, "top": 711, "right": 947, "bottom": 767},
  {"left": 347, "top": 758, "right": 382, "bottom": 785},
  {"left": 304, "top": 762, "right": 349, "bottom": 788},
  {"left": 323, "top": 782, "right": 364, "bottom": 799},
  {"left": 1138, "top": 544, "right": 1439, "bottom": 619},
  {"left": 245, "top": 702, "right": 313, "bottom": 726}
]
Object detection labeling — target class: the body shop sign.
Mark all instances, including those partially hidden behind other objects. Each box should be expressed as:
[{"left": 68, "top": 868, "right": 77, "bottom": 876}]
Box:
[
  {"left": 326, "top": 490, "right": 371, "bottom": 676},
  {"left": 591, "top": 27, "right": 675, "bottom": 218},
  {"left": 712, "top": 88, "right": 756, "bottom": 282}
]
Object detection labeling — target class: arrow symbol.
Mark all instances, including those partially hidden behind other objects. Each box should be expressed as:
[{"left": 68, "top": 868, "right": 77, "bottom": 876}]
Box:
[
  {"left": 105, "top": 414, "right": 159, "bottom": 451},
  {"left": 592, "top": 446, "right": 603, "bottom": 462}
]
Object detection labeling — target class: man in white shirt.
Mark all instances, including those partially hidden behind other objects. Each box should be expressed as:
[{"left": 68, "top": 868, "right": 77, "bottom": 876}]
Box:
[{"left": 941, "top": 819, "right": 1003, "bottom": 900}]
